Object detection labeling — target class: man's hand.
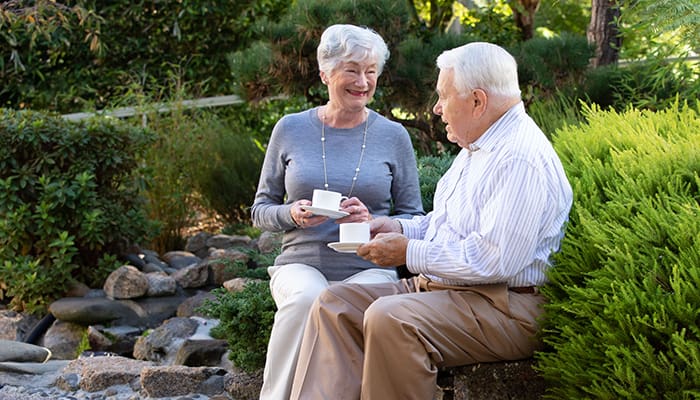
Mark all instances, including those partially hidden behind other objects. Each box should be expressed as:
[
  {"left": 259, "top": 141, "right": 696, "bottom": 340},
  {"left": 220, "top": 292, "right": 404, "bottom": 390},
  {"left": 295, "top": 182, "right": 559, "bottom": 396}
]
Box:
[
  {"left": 368, "top": 216, "right": 402, "bottom": 237},
  {"left": 356, "top": 232, "right": 408, "bottom": 267}
]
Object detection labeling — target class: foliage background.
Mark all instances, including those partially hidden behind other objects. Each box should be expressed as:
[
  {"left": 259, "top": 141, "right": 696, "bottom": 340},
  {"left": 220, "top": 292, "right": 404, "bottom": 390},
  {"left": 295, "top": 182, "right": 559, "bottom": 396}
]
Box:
[{"left": 538, "top": 102, "right": 700, "bottom": 398}]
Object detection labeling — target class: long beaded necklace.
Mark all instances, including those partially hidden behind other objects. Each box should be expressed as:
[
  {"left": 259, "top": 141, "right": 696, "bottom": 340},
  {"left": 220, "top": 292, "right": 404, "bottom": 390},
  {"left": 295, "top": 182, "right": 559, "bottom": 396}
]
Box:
[{"left": 320, "top": 108, "right": 369, "bottom": 197}]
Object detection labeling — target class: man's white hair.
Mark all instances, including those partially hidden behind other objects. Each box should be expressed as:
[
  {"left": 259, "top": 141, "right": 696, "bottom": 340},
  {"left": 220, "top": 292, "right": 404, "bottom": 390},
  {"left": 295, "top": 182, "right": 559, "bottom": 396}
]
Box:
[{"left": 436, "top": 42, "right": 521, "bottom": 99}]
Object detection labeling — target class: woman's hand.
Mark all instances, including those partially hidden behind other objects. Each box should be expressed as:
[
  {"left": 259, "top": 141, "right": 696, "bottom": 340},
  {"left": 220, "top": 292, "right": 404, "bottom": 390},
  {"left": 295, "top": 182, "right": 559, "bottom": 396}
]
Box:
[
  {"left": 336, "top": 196, "right": 372, "bottom": 223},
  {"left": 290, "top": 199, "right": 328, "bottom": 228}
]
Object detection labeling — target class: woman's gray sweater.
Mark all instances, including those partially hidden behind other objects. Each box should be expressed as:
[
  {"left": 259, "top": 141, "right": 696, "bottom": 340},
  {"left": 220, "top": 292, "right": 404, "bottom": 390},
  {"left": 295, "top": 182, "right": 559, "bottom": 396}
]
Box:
[{"left": 251, "top": 107, "right": 424, "bottom": 280}]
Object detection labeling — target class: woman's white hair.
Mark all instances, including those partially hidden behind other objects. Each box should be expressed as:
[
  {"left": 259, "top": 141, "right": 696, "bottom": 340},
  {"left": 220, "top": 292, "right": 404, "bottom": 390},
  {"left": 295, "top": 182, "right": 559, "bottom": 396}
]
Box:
[
  {"left": 317, "top": 24, "right": 389, "bottom": 76},
  {"left": 436, "top": 42, "right": 521, "bottom": 99}
]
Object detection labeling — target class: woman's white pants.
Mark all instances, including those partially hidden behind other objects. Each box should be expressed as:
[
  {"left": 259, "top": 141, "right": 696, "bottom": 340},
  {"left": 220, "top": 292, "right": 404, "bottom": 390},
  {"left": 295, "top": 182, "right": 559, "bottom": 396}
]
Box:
[{"left": 259, "top": 263, "right": 398, "bottom": 400}]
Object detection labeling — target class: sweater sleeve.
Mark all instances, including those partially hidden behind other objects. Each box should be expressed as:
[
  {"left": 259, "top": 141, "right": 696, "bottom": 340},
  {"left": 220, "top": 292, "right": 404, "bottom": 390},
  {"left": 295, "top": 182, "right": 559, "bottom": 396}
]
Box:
[{"left": 250, "top": 117, "right": 298, "bottom": 232}]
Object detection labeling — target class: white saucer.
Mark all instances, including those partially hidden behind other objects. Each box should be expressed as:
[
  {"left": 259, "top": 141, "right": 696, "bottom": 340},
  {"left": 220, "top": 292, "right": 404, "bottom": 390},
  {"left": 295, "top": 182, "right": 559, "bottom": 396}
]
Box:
[
  {"left": 301, "top": 206, "right": 350, "bottom": 219},
  {"left": 327, "top": 242, "right": 364, "bottom": 253}
]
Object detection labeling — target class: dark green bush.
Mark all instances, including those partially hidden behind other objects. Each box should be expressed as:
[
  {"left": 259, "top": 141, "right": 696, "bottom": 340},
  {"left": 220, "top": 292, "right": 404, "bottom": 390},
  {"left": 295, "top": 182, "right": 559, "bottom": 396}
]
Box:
[
  {"left": 0, "top": 0, "right": 290, "bottom": 113},
  {"left": 537, "top": 101, "right": 700, "bottom": 398},
  {"left": 200, "top": 281, "right": 276, "bottom": 373},
  {"left": 511, "top": 32, "right": 594, "bottom": 97},
  {"left": 583, "top": 56, "right": 700, "bottom": 112},
  {"left": 416, "top": 153, "right": 456, "bottom": 212},
  {"left": 0, "top": 109, "right": 158, "bottom": 314}
]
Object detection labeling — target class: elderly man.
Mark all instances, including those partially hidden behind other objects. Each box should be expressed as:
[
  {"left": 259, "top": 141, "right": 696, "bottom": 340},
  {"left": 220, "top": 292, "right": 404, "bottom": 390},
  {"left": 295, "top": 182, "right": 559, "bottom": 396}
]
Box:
[{"left": 289, "top": 42, "right": 573, "bottom": 400}]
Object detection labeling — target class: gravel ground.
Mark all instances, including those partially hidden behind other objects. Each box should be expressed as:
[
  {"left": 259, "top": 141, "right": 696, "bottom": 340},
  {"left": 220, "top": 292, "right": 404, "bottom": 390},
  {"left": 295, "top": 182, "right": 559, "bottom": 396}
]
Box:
[{"left": 0, "top": 372, "right": 221, "bottom": 400}]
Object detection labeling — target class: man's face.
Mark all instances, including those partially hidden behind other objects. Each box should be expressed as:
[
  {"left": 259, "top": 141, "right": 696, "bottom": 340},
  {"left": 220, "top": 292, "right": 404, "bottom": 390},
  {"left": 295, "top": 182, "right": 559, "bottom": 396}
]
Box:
[{"left": 432, "top": 69, "right": 479, "bottom": 148}]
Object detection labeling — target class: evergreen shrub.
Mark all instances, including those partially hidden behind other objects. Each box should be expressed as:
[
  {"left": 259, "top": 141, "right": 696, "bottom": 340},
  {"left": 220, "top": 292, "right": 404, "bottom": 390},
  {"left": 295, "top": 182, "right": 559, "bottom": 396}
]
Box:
[
  {"left": 583, "top": 57, "right": 700, "bottom": 112},
  {"left": 417, "top": 152, "right": 456, "bottom": 212},
  {"left": 511, "top": 33, "right": 593, "bottom": 96},
  {"left": 537, "top": 101, "right": 700, "bottom": 399},
  {"left": 0, "top": 109, "right": 158, "bottom": 314},
  {"left": 199, "top": 281, "right": 276, "bottom": 373}
]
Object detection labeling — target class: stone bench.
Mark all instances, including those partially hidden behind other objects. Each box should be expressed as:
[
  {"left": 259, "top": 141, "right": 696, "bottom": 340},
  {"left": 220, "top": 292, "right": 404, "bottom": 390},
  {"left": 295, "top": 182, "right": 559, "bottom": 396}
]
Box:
[
  {"left": 226, "top": 359, "right": 546, "bottom": 400},
  {"left": 436, "top": 359, "right": 545, "bottom": 400}
]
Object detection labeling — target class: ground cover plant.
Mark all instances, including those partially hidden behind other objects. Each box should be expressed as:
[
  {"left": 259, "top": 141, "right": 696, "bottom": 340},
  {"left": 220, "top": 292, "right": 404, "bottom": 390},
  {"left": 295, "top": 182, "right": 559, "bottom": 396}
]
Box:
[{"left": 537, "top": 101, "right": 700, "bottom": 399}]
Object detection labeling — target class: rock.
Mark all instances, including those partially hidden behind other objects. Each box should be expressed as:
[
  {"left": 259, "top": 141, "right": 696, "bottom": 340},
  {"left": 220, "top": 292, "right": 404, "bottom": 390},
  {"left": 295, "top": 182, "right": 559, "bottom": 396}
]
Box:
[
  {"left": 162, "top": 251, "right": 201, "bottom": 270},
  {"left": 40, "top": 320, "right": 86, "bottom": 360},
  {"left": 49, "top": 297, "right": 140, "bottom": 325},
  {"left": 176, "top": 291, "right": 217, "bottom": 318},
  {"left": 140, "top": 365, "right": 227, "bottom": 398},
  {"left": 256, "top": 231, "right": 282, "bottom": 254},
  {"left": 0, "top": 359, "right": 70, "bottom": 375},
  {"left": 103, "top": 265, "right": 149, "bottom": 299},
  {"left": 206, "top": 249, "right": 250, "bottom": 285},
  {"left": 206, "top": 234, "right": 250, "bottom": 250},
  {"left": 62, "top": 280, "right": 91, "bottom": 298},
  {"left": 86, "top": 326, "right": 113, "bottom": 351},
  {"left": 0, "top": 310, "right": 39, "bottom": 341},
  {"left": 92, "top": 325, "right": 142, "bottom": 356},
  {"left": 174, "top": 338, "right": 229, "bottom": 367},
  {"left": 0, "top": 340, "right": 51, "bottom": 362},
  {"left": 123, "top": 253, "right": 147, "bottom": 269},
  {"left": 224, "top": 368, "right": 263, "bottom": 400},
  {"left": 122, "top": 293, "right": 188, "bottom": 328},
  {"left": 451, "top": 359, "right": 546, "bottom": 400},
  {"left": 223, "top": 277, "right": 256, "bottom": 293},
  {"left": 172, "top": 261, "right": 210, "bottom": 288},
  {"left": 145, "top": 271, "right": 178, "bottom": 296},
  {"left": 132, "top": 317, "right": 199, "bottom": 363},
  {"left": 185, "top": 232, "right": 213, "bottom": 259},
  {"left": 57, "top": 355, "right": 154, "bottom": 392}
]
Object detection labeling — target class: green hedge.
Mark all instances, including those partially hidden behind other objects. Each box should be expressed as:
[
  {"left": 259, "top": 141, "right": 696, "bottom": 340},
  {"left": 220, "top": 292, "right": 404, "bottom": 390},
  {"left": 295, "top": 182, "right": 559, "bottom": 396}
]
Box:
[
  {"left": 538, "top": 101, "right": 700, "bottom": 398},
  {"left": 0, "top": 109, "right": 158, "bottom": 314}
]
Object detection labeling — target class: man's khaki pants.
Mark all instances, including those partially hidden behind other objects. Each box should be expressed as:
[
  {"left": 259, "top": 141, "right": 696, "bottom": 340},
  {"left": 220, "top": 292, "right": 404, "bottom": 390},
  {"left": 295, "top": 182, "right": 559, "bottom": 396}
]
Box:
[{"left": 290, "top": 277, "right": 545, "bottom": 400}]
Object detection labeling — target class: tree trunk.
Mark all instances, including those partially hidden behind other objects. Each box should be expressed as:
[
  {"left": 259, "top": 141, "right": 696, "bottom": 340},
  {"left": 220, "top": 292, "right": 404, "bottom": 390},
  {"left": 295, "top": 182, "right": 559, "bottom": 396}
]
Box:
[
  {"left": 509, "top": 0, "right": 540, "bottom": 41},
  {"left": 587, "top": 0, "right": 622, "bottom": 67}
]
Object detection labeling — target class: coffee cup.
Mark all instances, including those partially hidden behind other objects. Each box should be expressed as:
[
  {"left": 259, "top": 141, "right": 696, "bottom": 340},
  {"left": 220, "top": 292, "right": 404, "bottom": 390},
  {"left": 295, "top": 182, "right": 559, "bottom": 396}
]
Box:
[
  {"left": 312, "top": 189, "right": 347, "bottom": 211},
  {"left": 339, "top": 223, "right": 370, "bottom": 243}
]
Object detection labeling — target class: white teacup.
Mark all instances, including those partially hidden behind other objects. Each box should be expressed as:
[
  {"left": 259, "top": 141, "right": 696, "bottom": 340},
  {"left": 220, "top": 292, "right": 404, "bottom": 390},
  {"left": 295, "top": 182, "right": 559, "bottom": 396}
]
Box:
[
  {"left": 312, "top": 189, "right": 347, "bottom": 211},
  {"left": 339, "top": 223, "right": 370, "bottom": 243}
]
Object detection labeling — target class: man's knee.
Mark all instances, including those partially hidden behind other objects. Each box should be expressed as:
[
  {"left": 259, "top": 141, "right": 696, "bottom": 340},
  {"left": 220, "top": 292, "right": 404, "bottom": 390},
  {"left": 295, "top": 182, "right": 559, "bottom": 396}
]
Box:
[{"left": 364, "top": 296, "right": 403, "bottom": 332}]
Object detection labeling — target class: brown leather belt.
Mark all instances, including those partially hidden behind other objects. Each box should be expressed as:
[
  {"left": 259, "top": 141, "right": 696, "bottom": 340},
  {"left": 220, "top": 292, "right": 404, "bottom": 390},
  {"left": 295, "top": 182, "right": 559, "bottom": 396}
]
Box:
[
  {"left": 415, "top": 275, "right": 537, "bottom": 294},
  {"left": 508, "top": 286, "right": 537, "bottom": 294}
]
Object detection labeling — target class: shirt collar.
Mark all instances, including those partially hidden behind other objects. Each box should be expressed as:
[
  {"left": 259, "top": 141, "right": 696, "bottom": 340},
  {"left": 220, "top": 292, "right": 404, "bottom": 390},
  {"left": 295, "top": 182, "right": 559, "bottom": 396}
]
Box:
[{"left": 469, "top": 101, "right": 525, "bottom": 153}]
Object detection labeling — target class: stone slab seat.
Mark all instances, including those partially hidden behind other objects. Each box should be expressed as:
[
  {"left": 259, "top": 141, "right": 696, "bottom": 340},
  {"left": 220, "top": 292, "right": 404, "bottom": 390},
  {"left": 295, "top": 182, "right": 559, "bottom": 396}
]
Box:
[{"left": 437, "top": 359, "right": 546, "bottom": 400}]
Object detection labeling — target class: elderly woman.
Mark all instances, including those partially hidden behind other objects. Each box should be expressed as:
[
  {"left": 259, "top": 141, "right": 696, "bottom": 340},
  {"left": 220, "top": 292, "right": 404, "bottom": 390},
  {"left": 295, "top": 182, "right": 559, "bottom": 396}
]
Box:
[{"left": 251, "top": 24, "right": 424, "bottom": 399}]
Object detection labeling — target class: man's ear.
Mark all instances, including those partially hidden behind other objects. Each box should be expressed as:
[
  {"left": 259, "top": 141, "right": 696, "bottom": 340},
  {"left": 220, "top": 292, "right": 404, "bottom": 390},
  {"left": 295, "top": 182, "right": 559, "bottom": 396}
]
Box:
[{"left": 473, "top": 89, "right": 488, "bottom": 114}]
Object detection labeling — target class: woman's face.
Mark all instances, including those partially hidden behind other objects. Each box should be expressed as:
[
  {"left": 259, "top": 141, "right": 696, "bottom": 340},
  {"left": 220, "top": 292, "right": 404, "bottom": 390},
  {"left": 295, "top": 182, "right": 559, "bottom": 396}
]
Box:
[{"left": 323, "top": 59, "right": 378, "bottom": 112}]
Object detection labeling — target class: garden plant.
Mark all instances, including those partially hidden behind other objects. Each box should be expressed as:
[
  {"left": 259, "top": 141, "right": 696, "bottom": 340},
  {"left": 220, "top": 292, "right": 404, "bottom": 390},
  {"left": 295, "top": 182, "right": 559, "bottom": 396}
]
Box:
[{"left": 538, "top": 101, "right": 700, "bottom": 398}]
